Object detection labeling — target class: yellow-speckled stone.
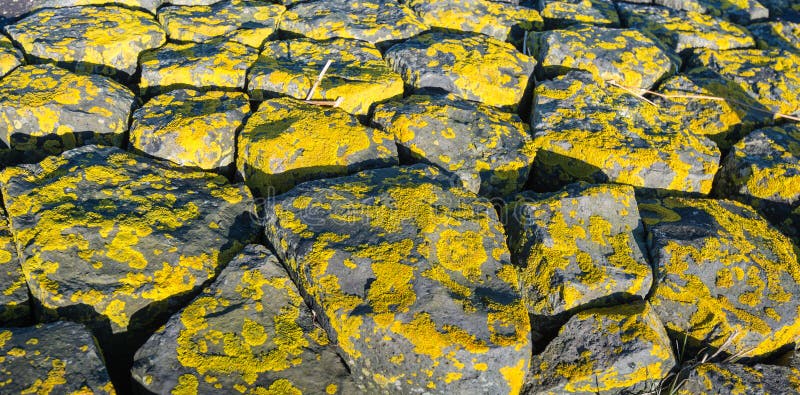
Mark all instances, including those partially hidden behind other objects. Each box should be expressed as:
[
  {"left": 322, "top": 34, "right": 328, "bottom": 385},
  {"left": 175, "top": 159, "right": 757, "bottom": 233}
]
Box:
[
  {"left": 0, "top": 212, "right": 27, "bottom": 325},
  {"left": 0, "top": 35, "right": 22, "bottom": 79},
  {"left": 248, "top": 38, "right": 403, "bottom": 115},
  {"left": 653, "top": 0, "right": 768, "bottom": 25},
  {"left": 6, "top": 6, "right": 166, "bottom": 79},
  {"left": 32, "top": 0, "right": 163, "bottom": 13},
  {"left": 749, "top": 21, "right": 800, "bottom": 53},
  {"left": 679, "top": 363, "right": 800, "bottom": 394},
  {"left": 539, "top": 0, "right": 620, "bottom": 28}
]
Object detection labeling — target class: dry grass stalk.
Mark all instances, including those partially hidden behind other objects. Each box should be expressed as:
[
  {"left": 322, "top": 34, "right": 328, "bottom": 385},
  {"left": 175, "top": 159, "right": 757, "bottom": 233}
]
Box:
[{"left": 306, "top": 59, "right": 333, "bottom": 100}]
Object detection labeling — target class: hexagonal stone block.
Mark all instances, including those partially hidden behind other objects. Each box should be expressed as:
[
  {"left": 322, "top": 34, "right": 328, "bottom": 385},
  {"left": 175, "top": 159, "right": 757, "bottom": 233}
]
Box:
[
  {"left": 690, "top": 49, "right": 800, "bottom": 118},
  {"left": 749, "top": 21, "right": 800, "bottom": 53},
  {"left": 716, "top": 125, "right": 800, "bottom": 240},
  {"left": 385, "top": 31, "right": 536, "bottom": 109},
  {"left": 6, "top": 6, "right": 166, "bottom": 80},
  {"left": 237, "top": 97, "right": 397, "bottom": 196},
  {"left": 139, "top": 39, "right": 258, "bottom": 96},
  {"left": 407, "top": 0, "right": 543, "bottom": 45},
  {"left": 0, "top": 35, "right": 22, "bottom": 79},
  {"left": 265, "top": 164, "right": 532, "bottom": 394},
  {"left": 280, "top": 0, "right": 427, "bottom": 45},
  {"left": 372, "top": 92, "right": 535, "bottom": 197},
  {"left": 532, "top": 26, "right": 677, "bottom": 89},
  {"left": 537, "top": 0, "right": 619, "bottom": 28},
  {"left": 503, "top": 183, "right": 652, "bottom": 332},
  {"left": 0, "top": 322, "right": 115, "bottom": 394},
  {"left": 653, "top": 67, "right": 774, "bottom": 151},
  {"left": 618, "top": 4, "right": 754, "bottom": 53},
  {"left": 0, "top": 145, "right": 258, "bottom": 376},
  {"left": 132, "top": 245, "right": 359, "bottom": 394},
  {"left": 678, "top": 363, "right": 800, "bottom": 394},
  {"left": 31, "top": 0, "right": 163, "bottom": 13},
  {"left": 0, "top": 213, "right": 27, "bottom": 326},
  {"left": 653, "top": 0, "right": 768, "bottom": 25},
  {"left": 248, "top": 38, "right": 403, "bottom": 116},
  {"left": 0, "top": 64, "right": 135, "bottom": 162},
  {"left": 158, "top": 1, "right": 285, "bottom": 48},
  {"left": 526, "top": 303, "right": 675, "bottom": 394},
  {"left": 646, "top": 198, "right": 800, "bottom": 359},
  {"left": 530, "top": 71, "right": 720, "bottom": 193},
  {"left": 130, "top": 90, "right": 249, "bottom": 173}
]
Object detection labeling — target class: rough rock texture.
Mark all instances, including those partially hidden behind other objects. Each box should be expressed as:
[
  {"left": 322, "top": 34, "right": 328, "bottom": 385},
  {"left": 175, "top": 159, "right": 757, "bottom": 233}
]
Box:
[
  {"left": 0, "top": 322, "right": 115, "bottom": 393},
  {"left": 532, "top": 26, "right": 677, "bottom": 89},
  {"left": 265, "top": 164, "right": 532, "bottom": 394},
  {"left": 749, "top": 21, "right": 800, "bottom": 53},
  {"left": 504, "top": 183, "right": 652, "bottom": 332},
  {"left": 371, "top": 93, "right": 535, "bottom": 197},
  {"left": 0, "top": 35, "right": 22, "bottom": 79},
  {"left": 0, "top": 145, "right": 257, "bottom": 363},
  {"left": 0, "top": 212, "right": 27, "bottom": 326},
  {"left": 248, "top": 38, "right": 403, "bottom": 115},
  {"left": 385, "top": 31, "right": 536, "bottom": 109},
  {"left": 530, "top": 71, "right": 720, "bottom": 193},
  {"left": 132, "top": 245, "right": 359, "bottom": 395},
  {"left": 653, "top": 67, "right": 774, "bottom": 151},
  {"left": 158, "top": 1, "right": 285, "bottom": 48},
  {"left": 690, "top": 49, "right": 800, "bottom": 118},
  {"left": 0, "top": 64, "right": 135, "bottom": 160},
  {"left": 678, "top": 363, "right": 800, "bottom": 394},
  {"left": 31, "top": 0, "right": 164, "bottom": 14},
  {"left": 139, "top": 39, "right": 258, "bottom": 96},
  {"left": 715, "top": 125, "right": 800, "bottom": 240},
  {"left": 537, "top": 0, "right": 620, "bottom": 28},
  {"left": 618, "top": 4, "right": 755, "bottom": 53},
  {"left": 646, "top": 198, "right": 800, "bottom": 359},
  {"left": 237, "top": 97, "right": 398, "bottom": 196},
  {"left": 130, "top": 89, "right": 249, "bottom": 172},
  {"left": 280, "top": 0, "right": 427, "bottom": 45},
  {"left": 6, "top": 6, "right": 166, "bottom": 79},
  {"left": 526, "top": 303, "right": 675, "bottom": 394},
  {"left": 407, "top": 0, "right": 543, "bottom": 45},
  {"left": 652, "top": 0, "right": 769, "bottom": 25}
]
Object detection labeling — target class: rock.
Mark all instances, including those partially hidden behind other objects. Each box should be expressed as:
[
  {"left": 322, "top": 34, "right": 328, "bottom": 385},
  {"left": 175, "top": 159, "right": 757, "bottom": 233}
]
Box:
[
  {"left": 264, "top": 164, "right": 532, "bottom": 393},
  {"left": 31, "top": 0, "right": 163, "bottom": 14},
  {"left": 280, "top": 0, "right": 427, "bottom": 45},
  {"left": 0, "top": 321, "right": 115, "bottom": 394},
  {"left": 157, "top": 1, "right": 285, "bottom": 48},
  {"left": 653, "top": 67, "right": 774, "bottom": 151},
  {"left": 139, "top": 39, "right": 258, "bottom": 96},
  {"left": 6, "top": 5, "right": 166, "bottom": 80},
  {"left": 678, "top": 363, "right": 800, "bottom": 394},
  {"left": 617, "top": 4, "right": 754, "bottom": 53},
  {"left": 652, "top": 0, "right": 769, "bottom": 25},
  {"left": 715, "top": 125, "right": 800, "bottom": 241},
  {"left": 371, "top": 92, "right": 535, "bottom": 197},
  {"left": 537, "top": 0, "right": 619, "bottom": 28},
  {"left": 406, "top": 0, "right": 543, "bottom": 46},
  {"left": 0, "top": 213, "right": 27, "bottom": 326},
  {"left": 0, "top": 35, "right": 22, "bottom": 79},
  {"left": 0, "top": 145, "right": 258, "bottom": 378},
  {"left": 532, "top": 26, "right": 677, "bottom": 89},
  {"left": 248, "top": 38, "right": 403, "bottom": 116},
  {"left": 690, "top": 49, "right": 800, "bottom": 117},
  {"left": 503, "top": 183, "right": 652, "bottom": 332},
  {"left": 132, "top": 244, "right": 359, "bottom": 394},
  {"left": 749, "top": 21, "right": 800, "bottom": 53},
  {"left": 530, "top": 71, "right": 720, "bottom": 193},
  {"left": 385, "top": 31, "right": 535, "bottom": 109},
  {"left": 237, "top": 97, "right": 397, "bottom": 196},
  {"left": 526, "top": 302, "right": 675, "bottom": 394},
  {"left": 0, "top": 64, "right": 135, "bottom": 162},
  {"left": 646, "top": 197, "right": 800, "bottom": 359},
  {"left": 129, "top": 89, "right": 249, "bottom": 173}
]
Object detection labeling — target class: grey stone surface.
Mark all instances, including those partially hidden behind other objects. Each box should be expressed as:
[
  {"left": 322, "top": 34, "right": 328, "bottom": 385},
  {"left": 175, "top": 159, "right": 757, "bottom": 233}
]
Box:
[
  {"left": 749, "top": 21, "right": 800, "bottom": 53},
  {"left": 537, "top": 0, "right": 619, "bottom": 28},
  {"left": 0, "top": 212, "right": 27, "bottom": 326},
  {"left": 652, "top": 0, "right": 769, "bottom": 25},
  {"left": 0, "top": 34, "right": 23, "bottom": 79},
  {"left": 679, "top": 363, "right": 800, "bottom": 394},
  {"left": 31, "top": 0, "right": 164, "bottom": 13}
]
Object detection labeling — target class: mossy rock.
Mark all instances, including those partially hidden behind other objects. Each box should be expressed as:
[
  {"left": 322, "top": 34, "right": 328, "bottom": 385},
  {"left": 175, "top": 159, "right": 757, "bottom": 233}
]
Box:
[
  {"left": 0, "top": 322, "right": 115, "bottom": 394},
  {"left": 157, "top": 1, "right": 285, "bottom": 48},
  {"left": 645, "top": 198, "right": 800, "bottom": 359},
  {"left": 677, "top": 363, "right": 800, "bottom": 394},
  {"left": 385, "top": 31, "right": 536, "bottom": 109},
  {"left": 280, "top": 0, "right": 427, "bottom": 45},
  {"left": 248, "top": 38, "right": 403, "bottom": 116},
  {"left": 132, "top": 245, "right": 359, "bottom": 394},
  {"left": 749, "top": 21, "right": 800, "bottom": 54},
  {"left": 525, "top": 302, "right": 675, "bottom": 394},
  {"left": 0, "top": 64, "right": 135, "bottom": 164},
  {"left": 537, "top": 0, "right": 619, "bottom": 29},
  {"left": 0, "top": 212, "right": 28, "bottom": 326},
  {"left": 503, "top": 183, "right": 652, "bottom": 333},
  {"left": 617, "top": 3, "right": 754, "bottom": 53},
  {"left": 139, "top": 39, "right": 258, "bottom": 96},
  {"left": 372, "top": 92, "right": 535, "bottom": 197},
  {"left": 652, "top": 0, "right": 768, "bottom": 25},
  {"left": 6, "top": 5, "right": 166, "bottom": 80},
  {"left": 530, "top": 71, "right": 720, "bottom": 193},
  {"left": 237, "top": 97, "right": 398, "bottom": 196},
  {"left": 264, "top": 164, "right": 532, "bottom": 394},
  {"left": 0, "top": 35, "right": 23, "bottom": 79},
  {"left": 129, "top": 89, "right": 250, "bottom": 172}
]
